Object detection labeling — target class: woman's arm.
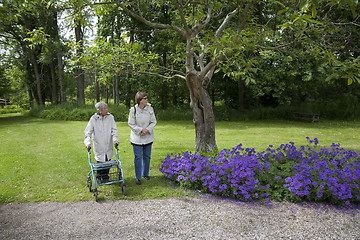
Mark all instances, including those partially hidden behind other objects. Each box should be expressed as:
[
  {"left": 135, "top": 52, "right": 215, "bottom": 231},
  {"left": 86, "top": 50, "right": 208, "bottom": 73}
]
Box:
[
  {"left": 145, "top": 107, "right": 157, "bottom": 134},
  {"left": 111, "top": 116, "right": 119, "bottom": 144},
  {"left": 84, "top": 118, "right": 94, "bottom": 147},
  {"left": 128, "top": 107, "right": 142, "bottom": 135}
]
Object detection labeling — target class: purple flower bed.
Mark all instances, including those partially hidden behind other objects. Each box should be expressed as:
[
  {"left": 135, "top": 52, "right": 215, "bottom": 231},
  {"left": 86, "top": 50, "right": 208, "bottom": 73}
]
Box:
[{"left": 159, "top": 138, "right": 360, "bottom": 205}]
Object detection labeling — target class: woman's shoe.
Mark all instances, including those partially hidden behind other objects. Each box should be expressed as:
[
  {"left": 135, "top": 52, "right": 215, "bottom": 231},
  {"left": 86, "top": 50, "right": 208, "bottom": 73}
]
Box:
[
  {"left": 136, "top": 179, "right": 141, "bottom": 185},
  {"left": 143, "top": 176, "right": 150, "bottom": 180}
]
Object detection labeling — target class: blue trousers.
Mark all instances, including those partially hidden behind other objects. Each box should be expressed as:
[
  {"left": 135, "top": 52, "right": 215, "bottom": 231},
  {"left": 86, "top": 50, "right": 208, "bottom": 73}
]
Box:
[{"left": 132, "top": 143, "right": 152, "bottom": 180}]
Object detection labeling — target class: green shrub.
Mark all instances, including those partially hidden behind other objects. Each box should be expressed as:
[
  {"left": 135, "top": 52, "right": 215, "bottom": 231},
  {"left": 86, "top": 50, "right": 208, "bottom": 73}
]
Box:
[
  {"left": 0, "top": 105, "right": 23, "bottom": 114},
  {"left": 29, "top": 103, "right": 130, "bottom": 121},
  {"left": 155, "top": 108, "right": 193, "bottom": 121},
  {"left": 67, "top": 108, "right": 94, "bottom": 121},
  {"left": 109, "top": 105, "right": 130, "bottom": 121},
  {"left": 26, "top": 99, "right": 360, "bottom": 122}
]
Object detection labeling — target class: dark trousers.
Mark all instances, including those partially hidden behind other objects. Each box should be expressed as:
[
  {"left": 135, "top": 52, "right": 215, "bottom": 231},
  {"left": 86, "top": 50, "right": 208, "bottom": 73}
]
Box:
[{"left": 96, "top": 155, "right": 110, "bottom": 182}]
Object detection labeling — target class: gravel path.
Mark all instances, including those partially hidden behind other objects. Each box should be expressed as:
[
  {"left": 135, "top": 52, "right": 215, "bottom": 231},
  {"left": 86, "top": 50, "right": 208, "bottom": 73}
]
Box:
[{"left": 1, "top": 195, "right": 359, "bottom": 240}]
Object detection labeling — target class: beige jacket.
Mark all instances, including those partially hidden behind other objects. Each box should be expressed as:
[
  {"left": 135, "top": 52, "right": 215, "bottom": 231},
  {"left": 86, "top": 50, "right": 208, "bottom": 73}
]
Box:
[
  {"left": 84, "top": 113, "right": 119, "bottom": 162},
  {"left": 128, "top": 104, "right": 157, "bottom": 145}
]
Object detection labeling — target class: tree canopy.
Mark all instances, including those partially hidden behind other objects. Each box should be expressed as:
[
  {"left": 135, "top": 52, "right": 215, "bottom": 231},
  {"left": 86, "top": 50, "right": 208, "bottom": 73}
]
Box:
[{"left": 0, "top": 0, "right": 359, "bottom": 151}]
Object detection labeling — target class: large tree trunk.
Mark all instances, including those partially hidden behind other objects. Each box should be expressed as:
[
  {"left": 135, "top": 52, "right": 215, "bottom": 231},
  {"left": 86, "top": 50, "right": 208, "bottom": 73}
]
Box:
[
  {"left": 95, "top": 77, "right": 100, "bottom": 103},
  {"left": 161, "top": 51, "right": 168, "bottom": 109},
  {"left": 105, "top": 85, "right": 109, "bottom": 104},
  {"left": 125, "top": 70, "right": 131, "bottom": 108},
  {"left": 29, "top": 50, "right": 43, "bottom": 106},
  {"left": 113, "top": 75, "right": 119, "bottom": 105},
  {"left": 171, "top": 78, "right": 179, "bottom": 106},
  {"left": 292, "top": 88, "right": 302, "bottom": 107},
  {"left": 75, "top": 18, "right": 85, "bottom": 105},
  {"left": 50, "top": 62, "right": 57, "bottom": 105},
  {"left": 57, "top": 52, "right": 66, "bottom": 102},
  {"left": 116, "top": 1, "right": 245, "bottom": 152},
  {"left": 238, "top": 76, "right": 245, "bottom": 111},
  {"left": 25, "top": 61, "right": 34, "bottom": 107},
  {"left": 186, "top": 71, "right": 216, "bottom": 152}
]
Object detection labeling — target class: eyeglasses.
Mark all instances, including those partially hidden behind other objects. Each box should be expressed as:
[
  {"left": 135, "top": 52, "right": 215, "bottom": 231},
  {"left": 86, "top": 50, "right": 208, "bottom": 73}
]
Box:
[{"left": 142, "top": 97, "right": 148, "bottom": 100}]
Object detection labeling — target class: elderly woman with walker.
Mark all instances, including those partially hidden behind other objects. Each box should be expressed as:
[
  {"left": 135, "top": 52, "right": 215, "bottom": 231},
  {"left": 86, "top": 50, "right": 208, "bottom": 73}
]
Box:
[
  {"left": 84, "top": 102, "right": 119, "bottom": 184},
  {"left": 128, "top": 92, "right": 157, "bottom": 185}
]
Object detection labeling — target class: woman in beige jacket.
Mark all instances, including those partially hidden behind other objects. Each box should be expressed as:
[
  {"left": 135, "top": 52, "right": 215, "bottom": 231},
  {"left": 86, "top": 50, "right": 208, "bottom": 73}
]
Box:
[
  {"left": 128, "top": 92, "right": 157, "bottom": 185},
  {"left": 84, "top": 102, "right": 119, "bottom": 183}
]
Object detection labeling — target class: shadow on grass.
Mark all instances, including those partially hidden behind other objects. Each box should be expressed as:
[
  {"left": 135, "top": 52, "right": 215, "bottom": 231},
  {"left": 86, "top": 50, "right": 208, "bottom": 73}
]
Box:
[
  {"left": 93, "top": 175, "right": 187, "bottom": 201},
  {"left": 0, "top": 115, "right": 30, "bottom": 124},
  {"left": 218, "top": 119, "right": 360, "bottom": 130}
]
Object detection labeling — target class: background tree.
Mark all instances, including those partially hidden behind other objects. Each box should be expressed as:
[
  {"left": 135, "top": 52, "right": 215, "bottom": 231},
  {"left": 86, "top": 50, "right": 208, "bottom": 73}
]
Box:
[
  {"left": 113, "top": 0, "right": 259, "bottom": 151},
  {"left": 111, "top": 0, "right": 359, "bottom": 151},
  {"left": 0, "top": 0, "right": 69, "bottom": 106},
  {"left": 0, "top": 0, "right": 359, "bottom": 150}
]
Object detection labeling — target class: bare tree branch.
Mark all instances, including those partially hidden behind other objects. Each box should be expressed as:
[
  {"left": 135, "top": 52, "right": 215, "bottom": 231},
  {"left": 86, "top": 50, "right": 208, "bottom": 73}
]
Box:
[
  {"left": 138, "top": 71, "right": 186, "bottom": 80},
  {"left": 190, "top": 5, "right": 213, "bottom": 38},
  {"left": 170, "top": 0, "right": 191, "bottom": 35},
  {"left": 329, "top": 21, "right": 360, "bottom": 28},
  {"left": 114, "top": 0, "right": 186, "bottom": 37},
  {"left": 150, "top": 63, "right": 186, "bottom": 76},
  {"left": 237, "top": 0, "right": 256, "bottom": 33},
  {"left": 200, "top": 54, "right": 224, "bottom": 79},
  {"left": 215, "top": 8, "right": 239, "bottom": 39},
  {"left": 200, "top": 3, "right": 256, "bottom": 79},
  {"left": 254, "top": 43, "right": 293, "bottom": 50}
]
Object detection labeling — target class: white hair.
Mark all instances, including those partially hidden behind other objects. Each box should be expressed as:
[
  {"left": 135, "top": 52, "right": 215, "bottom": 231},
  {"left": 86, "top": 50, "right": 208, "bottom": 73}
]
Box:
[{"left": 95, "top": 102, "right": 108, "bottom": 111}]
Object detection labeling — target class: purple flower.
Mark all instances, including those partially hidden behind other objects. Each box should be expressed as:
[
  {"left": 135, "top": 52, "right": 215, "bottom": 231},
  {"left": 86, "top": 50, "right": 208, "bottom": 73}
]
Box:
[{"left": 160, "top": 137, "right": 360, "bottom": 206}]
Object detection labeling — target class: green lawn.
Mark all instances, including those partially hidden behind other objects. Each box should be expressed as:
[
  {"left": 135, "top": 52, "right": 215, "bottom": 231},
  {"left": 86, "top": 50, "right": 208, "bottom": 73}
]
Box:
[{"left": 1, "top": 115, "right": 359, "bottom": 203}]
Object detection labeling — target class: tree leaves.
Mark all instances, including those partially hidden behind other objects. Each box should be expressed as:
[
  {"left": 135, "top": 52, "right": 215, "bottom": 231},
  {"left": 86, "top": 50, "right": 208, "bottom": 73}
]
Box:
[{"left": 25, "top": 27, "right": 50, "bottom": 50}]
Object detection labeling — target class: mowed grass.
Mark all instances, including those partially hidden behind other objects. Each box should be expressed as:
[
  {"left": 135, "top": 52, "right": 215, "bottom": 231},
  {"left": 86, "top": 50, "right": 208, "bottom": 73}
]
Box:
[{"left": 0, "top": 115, "right": 359, "bottom": 203}]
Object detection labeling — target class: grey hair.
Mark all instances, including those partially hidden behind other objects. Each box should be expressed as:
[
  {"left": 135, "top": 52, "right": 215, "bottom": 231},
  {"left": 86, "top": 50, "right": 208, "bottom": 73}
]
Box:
[{"left": 95, "top": 102, "right": 108, "bottom": 111}]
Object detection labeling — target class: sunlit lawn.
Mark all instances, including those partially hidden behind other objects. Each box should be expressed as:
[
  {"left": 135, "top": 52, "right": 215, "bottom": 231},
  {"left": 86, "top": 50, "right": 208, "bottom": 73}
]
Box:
[{"left": 1, "top": 115, "right": 359, "bottom": 203}]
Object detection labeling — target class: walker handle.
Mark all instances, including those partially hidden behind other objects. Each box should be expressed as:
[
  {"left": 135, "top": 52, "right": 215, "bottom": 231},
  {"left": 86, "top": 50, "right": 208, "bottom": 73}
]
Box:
[
  {"left": 87, "top": 146, "right": 91, "bottom": 153},
  {"left": 115, "top": 143, "right": 119, "bottom": 150}
]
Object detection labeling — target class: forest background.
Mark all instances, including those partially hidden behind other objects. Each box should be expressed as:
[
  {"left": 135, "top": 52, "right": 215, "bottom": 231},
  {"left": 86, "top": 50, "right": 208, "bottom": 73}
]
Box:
[{"left": 0, "top": 0, "right": 360, "bottom": 151}]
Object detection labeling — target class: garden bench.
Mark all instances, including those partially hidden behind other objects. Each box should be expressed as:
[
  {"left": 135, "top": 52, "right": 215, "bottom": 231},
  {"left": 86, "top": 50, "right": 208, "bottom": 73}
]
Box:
[
  {"left": 0, "top": 99, "right": 10, "bottom": 107},
  {"left": 293, "top": 112, "right": 320, "bottom": 122}
]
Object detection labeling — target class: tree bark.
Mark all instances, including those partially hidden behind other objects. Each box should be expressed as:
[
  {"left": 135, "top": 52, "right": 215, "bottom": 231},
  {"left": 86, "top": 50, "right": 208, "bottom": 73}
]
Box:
[
  {"left": 29, "top": 50, "right": 43, "bottom": 106},
  {"left": 95, "top": 77, "right": 100, "bottom": 102},
  {"left": 50, "top": 62, "right": 57, "bottom": 105},
  {"left": 186, "top": 71, "right": 216, "bottom": 152},
  {"left": 115, "top": 1, "right": 246, "bottom": 152},
  {"left": 161, "top": 51, "right": 168, "bottom": 109},
  {"left": 25, "top": 61, "right": 34, "bottom": 107},
  {"left": 113, "top": 75, "right": 119, "bottom": 105},
  {"left": 238, "top": 76, "right": 245, "bottom": 111},
  {"left": 75, "top": 17, "right": 85, "bottom": 105},
  {"left": 57, "top": 52, "right": 66, "bottom": 102},
  {"left": 105, "top": 85, "right": 109, "bottom": 104}
]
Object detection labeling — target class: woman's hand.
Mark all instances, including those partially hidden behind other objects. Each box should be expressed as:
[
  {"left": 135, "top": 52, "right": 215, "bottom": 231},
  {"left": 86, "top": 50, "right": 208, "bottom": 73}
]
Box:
[{"left": 141, "top": 128, "right": 149, "bottom": 136}]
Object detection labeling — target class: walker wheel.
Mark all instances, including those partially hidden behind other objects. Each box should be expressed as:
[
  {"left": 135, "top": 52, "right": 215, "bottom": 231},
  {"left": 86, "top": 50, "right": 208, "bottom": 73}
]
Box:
[
  {"left": 87, "top": 176, "right": 92, "bottom": 192},
  {"left": 121, "top": 184, "right": 126, "bottom": 196},
  {"left": 94, "top": 189, "right": 98, "bottom": 202}
]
